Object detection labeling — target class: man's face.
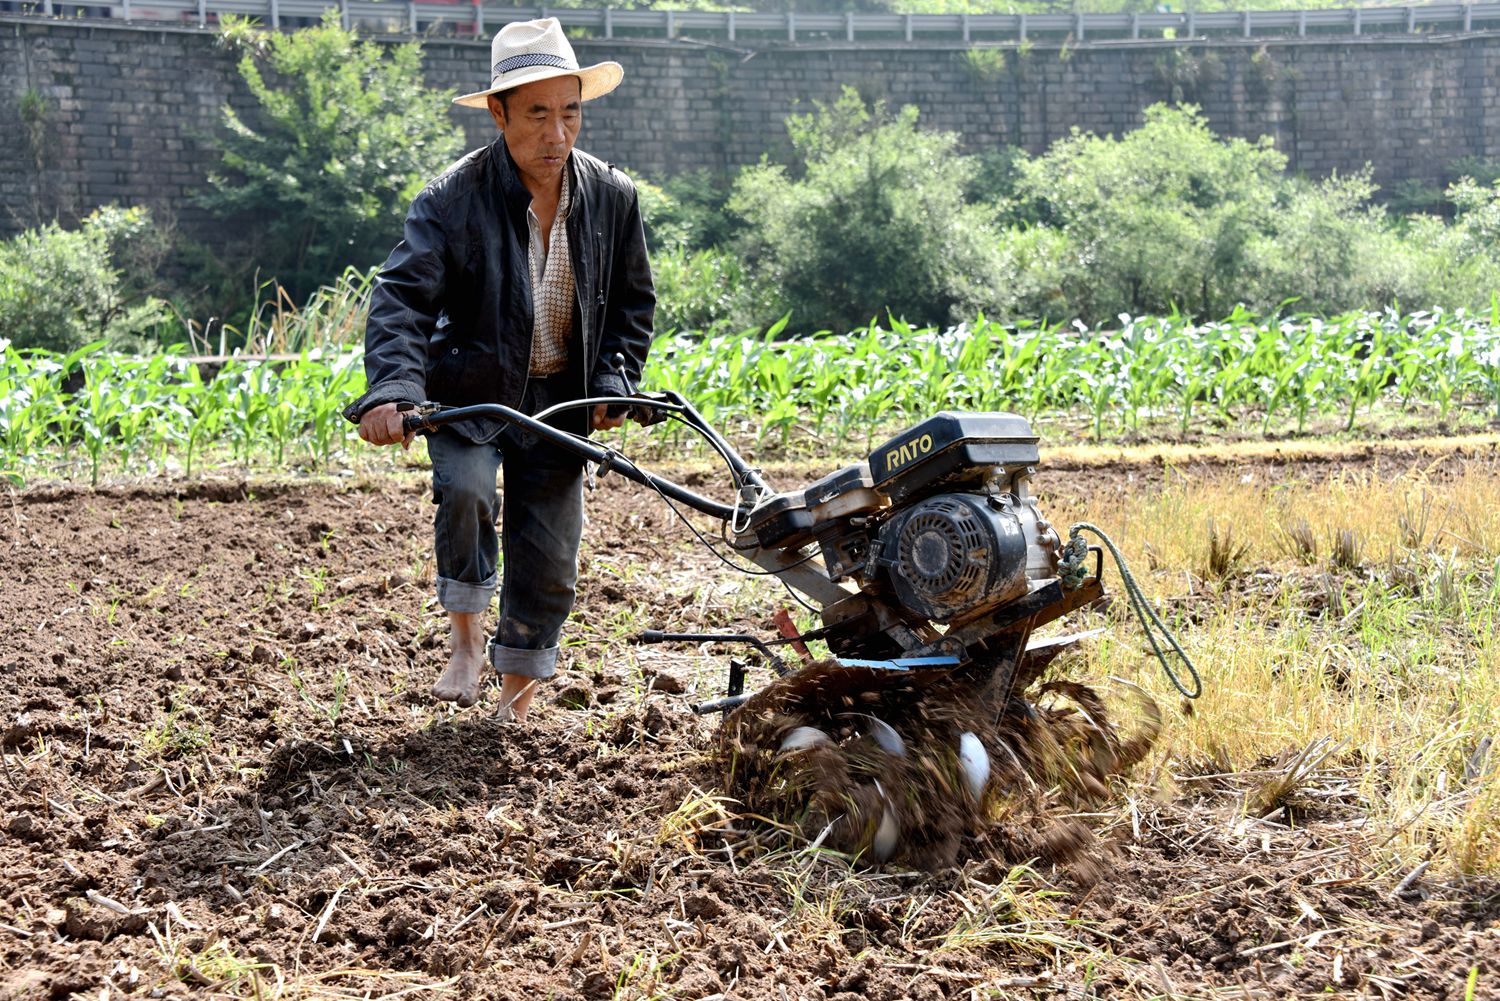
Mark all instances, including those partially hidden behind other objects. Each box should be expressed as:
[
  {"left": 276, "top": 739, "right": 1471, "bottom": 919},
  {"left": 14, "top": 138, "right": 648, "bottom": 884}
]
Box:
[{"left": 489, "top": 76, "right": 582, "bottom": 191}]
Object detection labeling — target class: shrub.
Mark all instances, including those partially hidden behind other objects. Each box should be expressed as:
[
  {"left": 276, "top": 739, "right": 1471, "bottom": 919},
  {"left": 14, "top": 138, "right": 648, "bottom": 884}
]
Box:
[
  {"left": 993, "top": 105, "right": 1500, "bottom": 321},
  {"left": 199, "top": 13, "right": 464, "bottom": 308},
  {"left": 729, "top": 87, "right": 1009, "bottom": 333},
  {"left": 658, "top": 170, "right": 743, "bottom": 251},
  {"left": 991, "top": 224, "right": 1084, "bottom": 322},
  {"left": 630, "top": 173, "right": 695, "bottom": 252},
  {"left": 1240, "top": 171, "right": 1395, "bottom": 314},
  {"left": 1448, "top": 156, "right": 1500, "bottom": 192},
  {"left": 1387, "top": 180, "right": 1500, "bottom": 311},
  {"left": 1252, "top": 172, "right": 1498, "bottom": 315},
  {"left": 631, "top": 169, "right": 740, "bottom": 253},
  {"left": 1003, "top": 104, "right": 1286, "bottom": 321},
  {"left": 651, "top": 244, "right": 773, "bottom": 333},
  {"left": 634, "top": 171, "right": 766, "bottom": 331},
  {"left": 1448, "top": 177, "right": 1500, "bottom": 254},
  {"left": 965, "top": 146, "right": 1029, "bottom": 209},
  {"left": 0, "top": 206, "right": 171, "bottom": 352},
  {"left": 1384, "top": 215, "right": 1500, "bottom": 311}
]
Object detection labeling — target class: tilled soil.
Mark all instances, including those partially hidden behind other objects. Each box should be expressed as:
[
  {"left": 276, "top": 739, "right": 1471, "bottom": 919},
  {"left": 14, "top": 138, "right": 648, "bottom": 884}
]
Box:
[{"left": 2, "top": 441, "right": 1498, "bottom": 1000}]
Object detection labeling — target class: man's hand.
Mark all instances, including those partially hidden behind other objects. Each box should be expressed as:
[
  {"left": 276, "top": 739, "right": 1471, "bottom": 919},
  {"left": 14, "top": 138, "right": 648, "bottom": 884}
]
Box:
[
  {"left": 592, "top": 404, "right": 627, "bottom": 432},
  {"left": 358, "top": 402, "right": 415, "bottom": 449}
]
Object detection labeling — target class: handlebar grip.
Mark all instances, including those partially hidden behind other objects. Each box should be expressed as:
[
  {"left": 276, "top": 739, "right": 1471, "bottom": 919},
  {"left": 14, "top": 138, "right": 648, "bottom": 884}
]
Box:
[{"left": 627, "top": 403, "right": 669, "bottom": 428}]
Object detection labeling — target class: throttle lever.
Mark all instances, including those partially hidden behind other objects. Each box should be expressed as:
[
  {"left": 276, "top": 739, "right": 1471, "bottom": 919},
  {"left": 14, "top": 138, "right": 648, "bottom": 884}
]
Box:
[
  {"left": 597, "top": 353, "right": 669, "bottom": 427},
  {"left": 603, "top": 353, "right": 634, "bottom": 420},
  {"left": 397, "top": 400, "right": 443, "bottom": 434}
]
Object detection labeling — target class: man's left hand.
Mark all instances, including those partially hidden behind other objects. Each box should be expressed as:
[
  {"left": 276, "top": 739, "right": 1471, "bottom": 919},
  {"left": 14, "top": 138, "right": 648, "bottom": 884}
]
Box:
[{"left": 592, "top": 404, "right": 626, "bottom": 431}]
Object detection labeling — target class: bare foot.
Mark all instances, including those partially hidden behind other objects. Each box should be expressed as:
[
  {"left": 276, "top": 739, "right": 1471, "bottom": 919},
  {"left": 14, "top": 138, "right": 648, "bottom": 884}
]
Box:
[
  {"left": 497, "top": 674, "right": 539, "bottom": 722},
  {"left": 433, "top": 647, "right": 485, "bottom": 707},
  {"left": 433, "top": 612, "right": 487, "bottom": 707}
]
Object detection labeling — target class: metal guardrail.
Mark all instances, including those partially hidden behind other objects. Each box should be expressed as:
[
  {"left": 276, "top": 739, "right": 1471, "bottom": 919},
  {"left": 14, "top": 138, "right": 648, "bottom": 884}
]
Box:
[{"left": 10, "top": 1, "right": 1500, "bottom": 43}]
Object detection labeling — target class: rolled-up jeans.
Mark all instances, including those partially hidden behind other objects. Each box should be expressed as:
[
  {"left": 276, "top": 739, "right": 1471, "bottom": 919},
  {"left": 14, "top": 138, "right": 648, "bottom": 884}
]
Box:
[{"left": 426, "top": 376, "right": 586, "bottom": 681}]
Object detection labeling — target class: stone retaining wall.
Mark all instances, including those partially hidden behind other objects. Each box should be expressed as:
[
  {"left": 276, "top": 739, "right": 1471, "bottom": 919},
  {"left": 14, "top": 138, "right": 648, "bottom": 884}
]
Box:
[{"left": 3, "top": 17, "right": 1496, "bottom": 240}]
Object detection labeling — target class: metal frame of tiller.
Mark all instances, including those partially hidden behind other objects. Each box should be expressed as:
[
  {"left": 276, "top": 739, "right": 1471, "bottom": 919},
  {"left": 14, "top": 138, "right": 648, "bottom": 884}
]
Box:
[{"left": 400, "top": 392, "right": 1108, "bottom": 715}]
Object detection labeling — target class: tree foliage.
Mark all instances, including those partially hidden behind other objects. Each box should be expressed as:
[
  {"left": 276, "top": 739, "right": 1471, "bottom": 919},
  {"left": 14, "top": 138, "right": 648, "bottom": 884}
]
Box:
[
  {"left": 1004, "top": 105, "right": 1287, "bottom": 319},
  {"left": 988, "top": 105, "right": 1500, "bottom": 322},
  {"left": 729, "top": 88, "right": 1008, "bottom": 333},
  {"left": 1449, "top": 177, "right": 1500, "bottom": 255},
  {"left": 200, "top": 13, "right": 464, "bottom": 305}
]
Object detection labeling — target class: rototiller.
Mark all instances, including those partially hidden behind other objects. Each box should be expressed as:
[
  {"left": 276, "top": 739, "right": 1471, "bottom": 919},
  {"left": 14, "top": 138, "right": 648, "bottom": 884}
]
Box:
[{"left": 401, "top": 386, "right": 1198, "bottom": 861}]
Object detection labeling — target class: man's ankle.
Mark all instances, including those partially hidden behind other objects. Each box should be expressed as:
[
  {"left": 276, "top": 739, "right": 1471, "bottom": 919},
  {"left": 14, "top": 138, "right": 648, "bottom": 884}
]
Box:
[
  {"left": 497, "top": 673, "right": 538, "bottom": 721},
  {"left": 448, "top": 610, "right": 487, "bottom": 652}
]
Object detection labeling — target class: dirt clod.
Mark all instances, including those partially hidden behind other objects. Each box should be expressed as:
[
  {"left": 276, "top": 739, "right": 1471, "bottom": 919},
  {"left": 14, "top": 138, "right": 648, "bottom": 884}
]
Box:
[
  {"left": 682, "top": 890, "right": 725, "bottom": 921},
  {"left": 555, "top": 684, "right": 591, "bottom": 709},
  {"left": 646, "top": 670, "right": 686, "bottom": 694},
  {"left": 62, "top": 897, "right": 145, "bottom": 941}
]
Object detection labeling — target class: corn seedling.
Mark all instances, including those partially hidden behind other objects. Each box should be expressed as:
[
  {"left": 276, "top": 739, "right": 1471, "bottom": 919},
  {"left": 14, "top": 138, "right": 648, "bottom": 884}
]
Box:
[{"left": 5, "top": 305, "right": 1500, "bottom": 480}]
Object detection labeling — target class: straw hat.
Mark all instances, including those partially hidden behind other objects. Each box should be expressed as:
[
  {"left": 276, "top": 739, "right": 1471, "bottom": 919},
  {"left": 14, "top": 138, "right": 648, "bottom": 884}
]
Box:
[{"left": 454, "top": 18, "right": 623, "bottom": 109}]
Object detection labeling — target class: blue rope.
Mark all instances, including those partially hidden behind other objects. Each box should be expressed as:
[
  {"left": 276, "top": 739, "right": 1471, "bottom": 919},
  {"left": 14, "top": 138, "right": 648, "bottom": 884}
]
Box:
[{"left": 1060, "top": 522, "right": 1203, "bottom": 699}]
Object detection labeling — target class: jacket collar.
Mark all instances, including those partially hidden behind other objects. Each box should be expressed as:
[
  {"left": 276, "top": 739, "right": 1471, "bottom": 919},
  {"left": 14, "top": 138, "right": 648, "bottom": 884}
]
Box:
[{"left": 490, "top": 136, "right": 581, "bottom": 223}]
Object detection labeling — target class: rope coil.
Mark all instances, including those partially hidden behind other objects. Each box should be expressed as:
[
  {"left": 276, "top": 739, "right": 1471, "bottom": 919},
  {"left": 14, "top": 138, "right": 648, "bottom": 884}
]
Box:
[{"left": 1060, "top": 522, "right": 1203, "bottom": 699}]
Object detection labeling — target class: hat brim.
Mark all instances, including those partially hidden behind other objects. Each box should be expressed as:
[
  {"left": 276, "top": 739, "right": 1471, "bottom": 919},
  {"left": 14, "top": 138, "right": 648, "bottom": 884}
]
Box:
[{"left": 453, "top": 61, "right": 623, "bottom": 109}]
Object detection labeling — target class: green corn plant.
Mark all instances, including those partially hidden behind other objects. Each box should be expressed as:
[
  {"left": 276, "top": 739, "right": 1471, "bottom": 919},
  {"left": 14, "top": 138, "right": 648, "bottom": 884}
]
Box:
[
  {"left": 1338, "top": 312, "right": 1402, "bottom": 432},
  {"left": 178, "top": 363, "right": 231, "bottom": 479},
  {"left": 1260, "top": 334, "right": 1324, "bottom": 435},
  {"left": 307, "top": 349, "right": 365, "bottom": 467},
  {"left": 991, "top": 323, "right": 1046, "bottom": 417},
  {"left": 223, "top": 361, "right": 271, "bottom": 466},
  {"left": 77, "top": 356, "right": 130, "bottom": 487},
  {"left": 0, "top": 342, "right": 77, "bottom": 485},
  {"left": 0, "top": 343, "right": 37, "bottom": 485},
  {"left": 1426, "top": 319, "right": 1480, "bottom": 424},
  {"left": 267, "top": 372, "right": 302, "bottom": 467},
  {"left": 1115, "top": 315, "right": 1181, "bottom": 432},
  {"left": 1171, "top": 331, "right": 1216, "bottom": 434},
  {"left": 9, "top": 304, "right": 1497, "bottom": 482},
  {"left": 1203, "top": 320, "right": 1262, "bottom": 424},
  {"left": 1070, "top": 325, "right": 1127, "bottom": 440},
  {"left": 111, "top": 353, "right": 180, "bottom": 475},
  {"left": 1474, "top": 324, "right": 1500, "bottom": 420}
]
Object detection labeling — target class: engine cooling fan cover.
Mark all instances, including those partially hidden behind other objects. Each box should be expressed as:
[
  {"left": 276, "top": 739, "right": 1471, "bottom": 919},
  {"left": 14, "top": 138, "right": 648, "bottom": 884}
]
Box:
[{"left": 882, "top": 493, "right": 1030, "bottom": 621}]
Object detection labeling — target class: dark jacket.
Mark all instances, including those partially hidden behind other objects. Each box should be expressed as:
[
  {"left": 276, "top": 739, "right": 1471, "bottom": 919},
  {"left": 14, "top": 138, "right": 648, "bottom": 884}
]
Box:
[{"left": 343, "top": 138, "right": 655, "bottom": 443}]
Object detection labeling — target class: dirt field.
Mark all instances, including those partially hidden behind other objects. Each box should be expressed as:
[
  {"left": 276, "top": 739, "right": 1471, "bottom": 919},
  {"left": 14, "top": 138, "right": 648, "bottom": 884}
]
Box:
[{"left": 3, "top": 439, "right": 1498, "bottom": 1000}]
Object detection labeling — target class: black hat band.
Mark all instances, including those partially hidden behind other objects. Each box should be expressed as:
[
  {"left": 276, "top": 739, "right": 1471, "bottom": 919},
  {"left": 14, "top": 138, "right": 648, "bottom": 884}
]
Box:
[{"left": 492, "top": 52, "right": 573, "bottom": 81}]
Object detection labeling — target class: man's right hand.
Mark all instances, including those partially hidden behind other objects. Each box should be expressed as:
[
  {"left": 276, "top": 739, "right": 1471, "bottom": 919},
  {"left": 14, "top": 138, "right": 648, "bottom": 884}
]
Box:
[{"left": 358, "top": 402, "right": 415, "bottom": 449}]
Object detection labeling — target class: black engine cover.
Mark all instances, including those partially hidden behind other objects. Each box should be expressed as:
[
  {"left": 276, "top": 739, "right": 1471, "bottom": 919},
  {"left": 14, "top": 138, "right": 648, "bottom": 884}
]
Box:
[
  {"left": 869, "top": 412, "right": 1039, "bottom": 504},
  {"left": 879, "top": 493, "right": 1031, "bottom": 622}
]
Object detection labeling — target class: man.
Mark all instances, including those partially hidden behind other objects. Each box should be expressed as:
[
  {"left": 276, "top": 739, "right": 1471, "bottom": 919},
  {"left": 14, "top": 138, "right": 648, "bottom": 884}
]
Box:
[{"left": 344, "top": 18, "right": 654, "bottom": 721}]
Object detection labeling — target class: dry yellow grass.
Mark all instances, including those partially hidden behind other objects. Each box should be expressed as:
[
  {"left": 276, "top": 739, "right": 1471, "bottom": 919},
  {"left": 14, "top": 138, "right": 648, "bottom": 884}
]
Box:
[{"left": 1043, "top": 451, "right": 1500, "bottom": 875}]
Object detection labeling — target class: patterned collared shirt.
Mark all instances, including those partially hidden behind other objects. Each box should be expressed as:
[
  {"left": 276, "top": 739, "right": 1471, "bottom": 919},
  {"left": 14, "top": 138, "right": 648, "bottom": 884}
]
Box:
[{"left": 526, "top": 167, "right": 574, "bottom": 377}]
